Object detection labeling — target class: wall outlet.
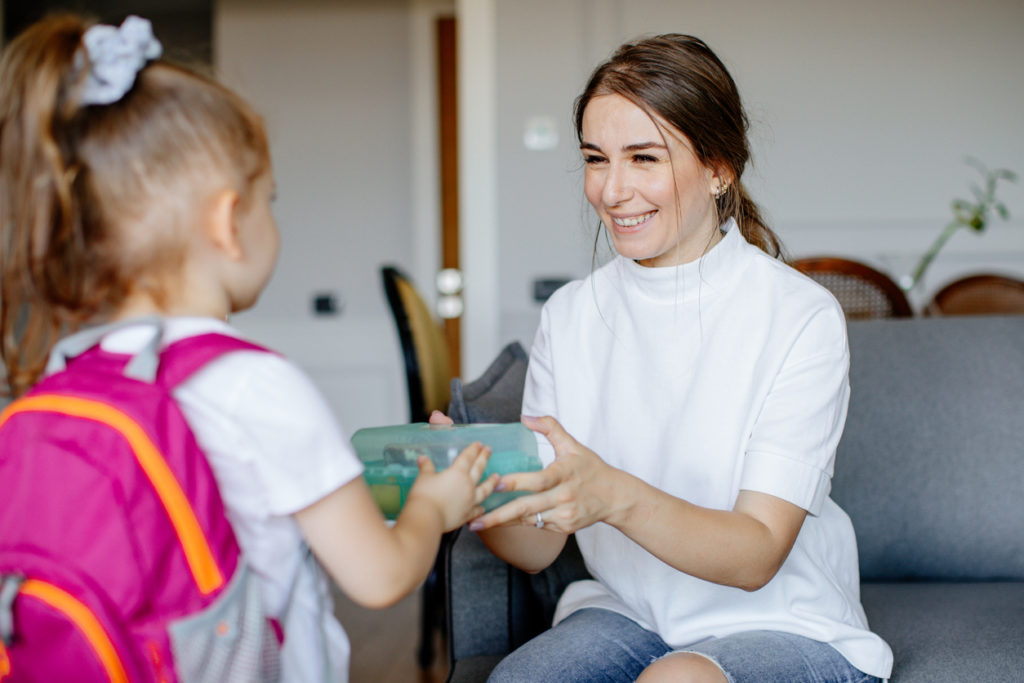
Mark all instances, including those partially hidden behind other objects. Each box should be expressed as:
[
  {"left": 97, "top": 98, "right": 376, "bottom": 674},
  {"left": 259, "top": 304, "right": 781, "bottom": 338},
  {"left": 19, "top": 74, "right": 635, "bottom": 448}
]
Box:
[
  {"left": 312, "top": 291, "right": 342, "bottom": 316},
  {"left": 532, "top": 277, "right": 571, "bottom": 302}
]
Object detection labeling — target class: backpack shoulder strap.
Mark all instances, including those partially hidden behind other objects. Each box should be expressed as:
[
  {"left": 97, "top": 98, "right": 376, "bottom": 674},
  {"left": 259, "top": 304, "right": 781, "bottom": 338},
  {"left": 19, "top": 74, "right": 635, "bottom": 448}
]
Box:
[
  {"left": 43, "top": 317, "right": 272, "bottom": 389},
  {"left": 45, "top": 316, "right": 164, "bottom": 378},
  {"left": 157, "top": 333, "right": 273, "bottom": 390}
]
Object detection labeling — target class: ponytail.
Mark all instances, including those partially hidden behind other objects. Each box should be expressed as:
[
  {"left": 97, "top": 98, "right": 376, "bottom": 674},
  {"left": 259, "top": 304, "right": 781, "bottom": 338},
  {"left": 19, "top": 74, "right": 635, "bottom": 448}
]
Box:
[
  {"left": 719, "top": 180, "right": 782, "bottom": 259},
  {"left": 0, "top": 15, "right": 112, "bottom": 396},
  {"left": 1, "top": 14, "right": 269, "bottom": 397}
]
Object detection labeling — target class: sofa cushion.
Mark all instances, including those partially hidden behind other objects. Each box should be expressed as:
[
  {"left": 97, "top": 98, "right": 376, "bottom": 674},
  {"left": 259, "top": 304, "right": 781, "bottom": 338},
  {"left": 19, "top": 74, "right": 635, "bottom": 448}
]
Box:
[
  {"left": 449, "top": 341, "right": 529, "bottom": 424},
  {"left": 834, "top": 316, "right": 1024, "bottom": 581},
  {"left": 861, "top": 582, "right": 1024, "bottom": 682},
  {"left": 448, "top": 655, "right": 505, "bottom": 683}
]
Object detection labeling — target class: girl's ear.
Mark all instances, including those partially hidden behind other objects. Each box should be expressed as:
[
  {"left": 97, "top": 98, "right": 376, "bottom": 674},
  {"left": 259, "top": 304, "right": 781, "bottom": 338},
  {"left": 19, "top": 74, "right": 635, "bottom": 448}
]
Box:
[{"left": 205, "top": 188, "right": 244, "bottom": 260}]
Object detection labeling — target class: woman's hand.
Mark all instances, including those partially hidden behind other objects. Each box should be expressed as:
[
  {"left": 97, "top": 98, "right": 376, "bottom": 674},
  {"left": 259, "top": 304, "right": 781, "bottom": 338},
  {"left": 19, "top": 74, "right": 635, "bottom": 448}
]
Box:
[
  {"left": 428, "top": 409, "right": 454, "bottom": 427},
  {"left": 405, "top": 441, "right": 498, "bottom": 532},
  {"left": 469, "top": 415, "right": 630, "bottom": 534}
]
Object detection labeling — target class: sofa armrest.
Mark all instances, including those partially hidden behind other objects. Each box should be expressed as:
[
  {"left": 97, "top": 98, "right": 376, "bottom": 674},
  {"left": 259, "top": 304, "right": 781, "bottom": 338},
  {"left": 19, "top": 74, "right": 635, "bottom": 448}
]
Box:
[{"left": 445, "top": 527, "right": 517, "bottom": 661}]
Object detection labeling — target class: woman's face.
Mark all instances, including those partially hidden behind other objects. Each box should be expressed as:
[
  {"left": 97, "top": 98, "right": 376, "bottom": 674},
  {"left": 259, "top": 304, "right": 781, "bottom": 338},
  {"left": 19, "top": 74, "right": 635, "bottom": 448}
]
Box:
[{"left": 581, "top": 94, "right": 722, "bottom": 268}]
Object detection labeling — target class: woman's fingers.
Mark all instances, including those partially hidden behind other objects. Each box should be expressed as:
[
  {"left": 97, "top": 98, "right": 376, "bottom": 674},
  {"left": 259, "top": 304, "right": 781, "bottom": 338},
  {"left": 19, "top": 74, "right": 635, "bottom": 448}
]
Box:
[
  {"left": 522, "top": 414, "right": 579, "bottom": 455},
  {"left": 495, "top": 466, "right": 563, "bottom": 494},
  {"left": 471, "top": 490, "right": 564, "bottom": 531},
  {"left": 429, "top": 409, "right": 454, "bottom": 426}
]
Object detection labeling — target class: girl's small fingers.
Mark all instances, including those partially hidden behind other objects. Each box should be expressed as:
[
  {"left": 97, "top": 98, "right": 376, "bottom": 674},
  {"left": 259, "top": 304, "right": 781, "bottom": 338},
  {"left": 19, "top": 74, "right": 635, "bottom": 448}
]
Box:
[
  {"left": 474, "top": 473, "right": 500, "bottom": 503},
  {"left": 468, "top": 446, "right": 492, "bottom": 481},
  {"left": 416, "top": 454, "right": 437, "bottom": 475},
  {"left": 450, "top": 442, "right": 484, "bottom": 472}
]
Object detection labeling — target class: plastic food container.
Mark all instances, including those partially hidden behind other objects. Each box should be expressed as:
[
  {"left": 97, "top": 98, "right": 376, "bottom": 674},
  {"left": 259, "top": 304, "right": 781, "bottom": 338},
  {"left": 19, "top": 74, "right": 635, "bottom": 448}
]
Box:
[{"left": 351, "top": 422, "right": 542, "bottom": 519}]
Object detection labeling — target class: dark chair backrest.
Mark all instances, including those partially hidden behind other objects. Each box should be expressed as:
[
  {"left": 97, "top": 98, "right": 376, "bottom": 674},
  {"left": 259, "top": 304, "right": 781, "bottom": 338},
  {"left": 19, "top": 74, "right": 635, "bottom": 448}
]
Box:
[
  {"left": 381, "top": 265, "right": 451, "bottom": 423},
  {"left": 792, "top": 256, "right": 913, "bottom": 319}
]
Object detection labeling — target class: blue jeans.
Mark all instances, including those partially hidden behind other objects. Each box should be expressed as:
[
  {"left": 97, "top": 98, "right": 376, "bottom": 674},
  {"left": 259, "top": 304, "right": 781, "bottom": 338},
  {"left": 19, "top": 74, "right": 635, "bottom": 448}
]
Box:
[{"left": 486, "top": 608, "right": 880, "bottom": 683}]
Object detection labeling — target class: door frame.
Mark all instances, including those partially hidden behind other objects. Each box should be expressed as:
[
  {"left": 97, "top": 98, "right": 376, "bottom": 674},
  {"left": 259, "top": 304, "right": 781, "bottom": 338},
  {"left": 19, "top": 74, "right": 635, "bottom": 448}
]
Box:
[
  {"left": 454, "top": 0, "right": 499, "bottom": 379},
  {"left": 411, "top": 0, "right": 499, "bottom": 380},
  {"left": 409, "top": 0, "right": 447, "bottom": 310}
]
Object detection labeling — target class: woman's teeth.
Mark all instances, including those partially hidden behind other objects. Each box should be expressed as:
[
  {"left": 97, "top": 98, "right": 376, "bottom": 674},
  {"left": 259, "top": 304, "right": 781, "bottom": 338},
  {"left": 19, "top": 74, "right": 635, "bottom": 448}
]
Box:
[{"left": 613, "top": 211, "right": 656, "bottom": 227}]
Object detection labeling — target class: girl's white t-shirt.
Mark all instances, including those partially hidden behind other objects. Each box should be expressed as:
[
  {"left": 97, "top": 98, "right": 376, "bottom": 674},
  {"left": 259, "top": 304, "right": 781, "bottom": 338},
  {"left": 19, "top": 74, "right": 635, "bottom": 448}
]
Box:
[
  {"left": 101, "top": 317, "right": 362, "bottom": 683},
  {"left": 522, "top": 221, "right": 893, "bottom": 679}
]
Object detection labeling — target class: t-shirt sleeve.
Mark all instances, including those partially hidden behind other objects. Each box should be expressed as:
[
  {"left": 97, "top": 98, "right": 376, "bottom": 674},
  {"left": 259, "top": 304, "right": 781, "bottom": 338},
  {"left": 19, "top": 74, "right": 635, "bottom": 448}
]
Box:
[
  {"left": 522, "top": 305, "right": 558, "bottom": 467},
  {"left": 739, "top": 304, "right": 850, "bottom": 516},
  {"left": 212, "top": 352, "right": 364, "bottom": 516}
]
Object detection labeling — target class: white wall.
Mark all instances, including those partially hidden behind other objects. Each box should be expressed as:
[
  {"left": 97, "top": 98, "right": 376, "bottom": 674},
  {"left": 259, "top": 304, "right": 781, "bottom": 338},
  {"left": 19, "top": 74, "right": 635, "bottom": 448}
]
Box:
[
  {"left": 217, "top": 0, "right": 415, "bottom": 320},
  {"left": 216, "top": 0, "right": 426, "bottom": 431},
  {"left": 217, "top": 0, "right": 1023, "bottom": 428},
  {"left": 480, "top": 0, "right": 1024, "bottom": 345},
  {"left": 3, "top": 1, "right": 1018, "bottom": 426},
  {"left": 40, "top": 0, "right": 1010, "bottom": 429}
]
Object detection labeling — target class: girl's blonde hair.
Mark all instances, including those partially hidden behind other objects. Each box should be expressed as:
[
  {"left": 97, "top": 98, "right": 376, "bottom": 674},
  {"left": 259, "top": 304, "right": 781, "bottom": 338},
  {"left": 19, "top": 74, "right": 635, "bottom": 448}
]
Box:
[{"left": 0, "top": 14, "right": 270, "bottom": 396}]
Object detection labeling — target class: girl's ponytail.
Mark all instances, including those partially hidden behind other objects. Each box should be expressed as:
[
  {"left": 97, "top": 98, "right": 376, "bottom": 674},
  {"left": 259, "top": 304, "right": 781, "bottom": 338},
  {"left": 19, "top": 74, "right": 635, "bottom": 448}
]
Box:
[
  {"left": 2, "top": 14, "right": 269, "bottom": 397},
  {"left": 0, "top": 15, "right": 95, "bottom": 396}
]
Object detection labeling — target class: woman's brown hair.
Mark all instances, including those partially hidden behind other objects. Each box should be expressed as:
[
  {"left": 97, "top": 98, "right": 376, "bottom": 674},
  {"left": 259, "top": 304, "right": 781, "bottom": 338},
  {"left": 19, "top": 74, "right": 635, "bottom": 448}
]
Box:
[
  {"left": 0, "top": 14, "right": 270, "bottom": 396},
  {"left": 574, "top": 34, "right": 782, "bottom": 258}
]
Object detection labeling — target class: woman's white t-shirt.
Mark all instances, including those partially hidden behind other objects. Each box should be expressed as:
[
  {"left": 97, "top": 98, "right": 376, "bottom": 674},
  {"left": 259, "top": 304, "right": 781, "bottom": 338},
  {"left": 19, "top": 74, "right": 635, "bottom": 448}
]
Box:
[
  {"left": 522, "top": 221, "right": 893, "bottom": 679},
  {"left": 101, "top": 317, "right": 362, "bottom": 683}
]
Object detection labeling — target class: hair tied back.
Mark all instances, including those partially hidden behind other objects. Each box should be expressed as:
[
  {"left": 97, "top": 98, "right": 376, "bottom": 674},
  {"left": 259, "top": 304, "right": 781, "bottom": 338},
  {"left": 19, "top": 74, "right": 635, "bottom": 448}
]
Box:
[{"left": 75, "top": 15, "right": 162, "bottom": 106}]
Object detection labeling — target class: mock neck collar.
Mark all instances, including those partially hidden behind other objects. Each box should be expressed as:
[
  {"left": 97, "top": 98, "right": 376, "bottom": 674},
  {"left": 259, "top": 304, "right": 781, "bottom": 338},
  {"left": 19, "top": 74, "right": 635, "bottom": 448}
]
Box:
[{"left": 614, "top": 218, "right": 747, "bottom": 302}]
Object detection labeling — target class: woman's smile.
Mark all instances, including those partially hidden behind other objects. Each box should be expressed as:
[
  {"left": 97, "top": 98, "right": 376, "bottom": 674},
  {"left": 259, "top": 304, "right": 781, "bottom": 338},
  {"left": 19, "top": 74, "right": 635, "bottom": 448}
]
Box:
[{"left": 611, "top": 210, "right": 658, "bottom": 232}]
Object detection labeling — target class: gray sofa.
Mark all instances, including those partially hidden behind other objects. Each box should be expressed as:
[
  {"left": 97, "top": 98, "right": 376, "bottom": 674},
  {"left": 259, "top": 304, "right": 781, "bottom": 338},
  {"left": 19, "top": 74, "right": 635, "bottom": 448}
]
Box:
[{"left": 444, "top": 315, "right": 1024, "bottom": 682}]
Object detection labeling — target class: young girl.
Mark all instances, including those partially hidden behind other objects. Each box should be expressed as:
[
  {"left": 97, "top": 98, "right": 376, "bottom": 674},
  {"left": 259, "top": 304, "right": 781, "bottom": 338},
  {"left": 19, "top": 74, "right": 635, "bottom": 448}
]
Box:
[
  {"left": 460, "top": 35, "right": 893, "bottom": 682},
  {"left": 0, "top": 15, "right": 495, "bottom": 681}
]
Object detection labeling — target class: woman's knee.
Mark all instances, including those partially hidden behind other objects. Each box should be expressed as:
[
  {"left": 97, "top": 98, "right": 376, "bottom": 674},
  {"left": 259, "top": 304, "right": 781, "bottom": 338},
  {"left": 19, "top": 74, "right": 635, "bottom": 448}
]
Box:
[
  {"left": 488, "top": 608, "right": 671, "bottom": 683},
  {"left": 637, "top": 652, "right": 729, "bottom": 683}
]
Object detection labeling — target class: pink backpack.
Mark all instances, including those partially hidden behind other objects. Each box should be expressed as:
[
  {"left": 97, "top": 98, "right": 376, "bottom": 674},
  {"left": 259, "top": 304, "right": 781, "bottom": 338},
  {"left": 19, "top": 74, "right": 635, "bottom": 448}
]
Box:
[{"left": 0, "top": 324, "right": 281, "bottom": 682}]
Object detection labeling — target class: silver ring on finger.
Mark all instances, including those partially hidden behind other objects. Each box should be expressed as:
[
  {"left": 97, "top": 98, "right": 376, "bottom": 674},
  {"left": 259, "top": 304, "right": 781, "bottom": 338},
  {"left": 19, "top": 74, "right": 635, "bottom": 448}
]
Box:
[{"left": 535, "top": 511, "right": 545, "bottom": 529}]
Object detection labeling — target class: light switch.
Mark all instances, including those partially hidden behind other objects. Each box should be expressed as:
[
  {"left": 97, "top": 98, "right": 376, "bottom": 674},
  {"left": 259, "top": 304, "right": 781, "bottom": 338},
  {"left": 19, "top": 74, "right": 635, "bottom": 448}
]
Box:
[{"left": 523, "top": 116, "right": 559, "bottom": 151}]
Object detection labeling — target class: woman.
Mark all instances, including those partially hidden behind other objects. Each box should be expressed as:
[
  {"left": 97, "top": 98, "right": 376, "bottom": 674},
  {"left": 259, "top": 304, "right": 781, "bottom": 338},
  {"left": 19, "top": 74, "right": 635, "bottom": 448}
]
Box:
[{"left": 466, "top": 35, "right": 893, "bottom": 682}]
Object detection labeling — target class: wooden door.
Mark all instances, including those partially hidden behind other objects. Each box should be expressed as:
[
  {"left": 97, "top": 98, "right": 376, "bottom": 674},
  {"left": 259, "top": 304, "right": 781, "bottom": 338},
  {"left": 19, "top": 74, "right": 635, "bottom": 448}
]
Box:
[{"left": 436, "top": 15, "right": 461, "bottom": 375}]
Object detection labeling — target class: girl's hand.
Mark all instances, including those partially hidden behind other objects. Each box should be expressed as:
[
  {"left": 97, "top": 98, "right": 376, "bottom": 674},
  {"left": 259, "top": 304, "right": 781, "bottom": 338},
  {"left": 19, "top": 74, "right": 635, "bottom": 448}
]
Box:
[
  {"left": 406, "top": 441, "right": 498, "bottom": 531},
  {"left": 469, "top": 415, "right": 627, "bottom": 534}
]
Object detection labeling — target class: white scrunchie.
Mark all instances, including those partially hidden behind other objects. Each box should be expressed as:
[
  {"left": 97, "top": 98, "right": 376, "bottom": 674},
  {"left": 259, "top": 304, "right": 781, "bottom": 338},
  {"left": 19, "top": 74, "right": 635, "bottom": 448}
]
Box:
[{"left": 76, "top": 16, "right": 163, "bottom": 107}]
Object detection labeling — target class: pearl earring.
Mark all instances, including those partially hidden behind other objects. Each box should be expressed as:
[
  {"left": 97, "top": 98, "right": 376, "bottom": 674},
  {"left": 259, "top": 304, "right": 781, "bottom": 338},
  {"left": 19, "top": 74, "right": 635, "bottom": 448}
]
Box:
[{"left": 713, "top": 182, "right": 729, "bottom": 199}]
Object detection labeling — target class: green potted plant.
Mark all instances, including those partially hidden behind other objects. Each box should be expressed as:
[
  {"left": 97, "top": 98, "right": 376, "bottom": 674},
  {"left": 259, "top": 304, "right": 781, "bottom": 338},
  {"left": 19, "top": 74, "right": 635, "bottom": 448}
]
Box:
[{"left": 901, "top": 158, "right": 1017, "bottom": 292}]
